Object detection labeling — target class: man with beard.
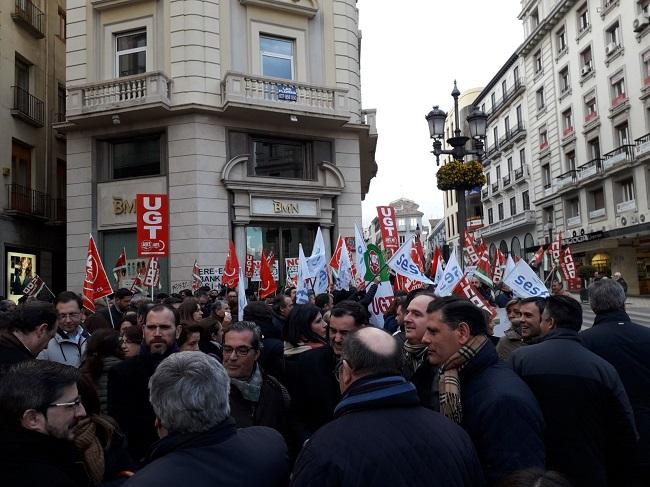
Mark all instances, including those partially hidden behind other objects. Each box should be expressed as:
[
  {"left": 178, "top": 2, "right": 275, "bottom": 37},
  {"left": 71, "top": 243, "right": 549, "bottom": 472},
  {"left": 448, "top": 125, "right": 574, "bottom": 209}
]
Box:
[
  {"left": 108, "top": 304, "right": 181, "bottom": 462},
  {"left": 0, "top": 360, "right": 90, "bottom": 486}
]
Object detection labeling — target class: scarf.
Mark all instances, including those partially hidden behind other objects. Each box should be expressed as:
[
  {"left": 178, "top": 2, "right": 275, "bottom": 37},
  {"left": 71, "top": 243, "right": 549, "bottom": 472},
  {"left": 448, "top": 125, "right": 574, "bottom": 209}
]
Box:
[
  {"left": 438, "top": 335, "right": 488, "bottom": 424},
  {"left": 72, "top": 415, "right": 116, "bottom": 485},
  {"left": 401, "top": 341, "right": 428, "bottom": 379},
  {"left": 334, "top": 375, "right": 419, "bottom": 417},
  {"left": 230, "top": 364, "right": 263, "bottom": 402}
]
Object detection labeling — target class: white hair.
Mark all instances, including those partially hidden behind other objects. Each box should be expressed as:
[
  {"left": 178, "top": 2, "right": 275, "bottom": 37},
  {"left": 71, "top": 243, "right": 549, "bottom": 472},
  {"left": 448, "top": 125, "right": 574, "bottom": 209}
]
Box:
[{"left": 589, "top": 279, "right": 626, "bottom": 314}]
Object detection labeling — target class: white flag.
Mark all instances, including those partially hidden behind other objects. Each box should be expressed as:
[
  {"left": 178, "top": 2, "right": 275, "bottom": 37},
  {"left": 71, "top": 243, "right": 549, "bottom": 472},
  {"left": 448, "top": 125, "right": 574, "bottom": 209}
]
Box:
[
  {"left": 336, "top": 241, "right": 353, "bottom": 291},
  {"left": 434, "top": 248, "right": 464, "bottom": 297},
  {"left": 433, "top": 256, "right": 445, "bottom": 287},
  {"left": 503, "top": 260, "right": 550, "bottom": 298},
  {"left": 386, "top": 236, "right": 433, "bottom": 285},
  {"left": 504, "top": 254, "right": 516, "bottom": 281},
  {"left": 296, "top": 244, "right": 311, "bottom": 304},
  {"left": 307, "top": 228, "right": 329, "bottom": 295},
  {"left": 354, "top": 224, "right": 368, "bottom": 287},
  {"left": 367, "top": 281, "right": 394, "bottom": 329},
  {"left": 237, "top": 268, "right": 248, "bottom": 321}
]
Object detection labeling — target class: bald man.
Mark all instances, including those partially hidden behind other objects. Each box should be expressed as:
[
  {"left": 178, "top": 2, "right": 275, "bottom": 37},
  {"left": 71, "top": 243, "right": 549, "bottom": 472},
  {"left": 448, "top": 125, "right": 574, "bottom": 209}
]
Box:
[{"left": 291, "top": 328, "right": 485, "bottom": 487}]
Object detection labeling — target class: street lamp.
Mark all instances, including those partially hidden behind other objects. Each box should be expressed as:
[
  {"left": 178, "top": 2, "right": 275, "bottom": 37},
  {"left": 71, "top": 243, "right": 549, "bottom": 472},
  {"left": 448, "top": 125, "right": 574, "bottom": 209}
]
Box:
[{"left": 426, "top": 81, "right": 488, "bottom": 263}]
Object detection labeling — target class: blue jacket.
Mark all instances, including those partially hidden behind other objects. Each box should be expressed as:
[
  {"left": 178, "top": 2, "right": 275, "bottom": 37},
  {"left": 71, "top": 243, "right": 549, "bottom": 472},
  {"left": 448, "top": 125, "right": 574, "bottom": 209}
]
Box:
[
  {"left": 511, "top": 328, "right": 638, "bottom": 487},
  {"left": 580, "top": 310, "right": 650, "bottom": 484},
  {"left": 459, "top": 340, "right": 545, "bottom": 485},
  {"left": 291, "top": 374, "right": 485, "bottom": 487}
]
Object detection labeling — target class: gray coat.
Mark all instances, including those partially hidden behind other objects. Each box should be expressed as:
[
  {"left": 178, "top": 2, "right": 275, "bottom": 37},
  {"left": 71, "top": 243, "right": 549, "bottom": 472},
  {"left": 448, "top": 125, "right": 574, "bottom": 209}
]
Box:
[{"left": 37, "top": 327, "right": 89, "bottom": 367}]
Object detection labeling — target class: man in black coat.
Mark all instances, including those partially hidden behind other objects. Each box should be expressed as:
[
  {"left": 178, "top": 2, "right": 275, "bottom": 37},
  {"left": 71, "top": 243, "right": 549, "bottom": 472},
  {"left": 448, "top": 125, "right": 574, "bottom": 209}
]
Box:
[
  {"left": 291, "top": 327, "right": 485, "bottom": 487},
  {"left": 581, "top": 279, "right": 650, "bottom": 485},
  {"left": 124, "top": 352, "right": 289, "bottom": 487},
  {"left": 511, "top": 295, "right": 638, "bottom": 487},
  {"left": 98, "top": 287, "right": 133, "bottom": 328},
  {"left": 108, "top": 304, "right": 181, "bottom": 462},
  {"left": 422, "top": 296, "right": 545, "bottom": 485},
  {"left": 0, "top": 360, "right": 91, "bottom": 486},
  {"left": 243, "top": 301, "right": 284, "bottom": 379}
]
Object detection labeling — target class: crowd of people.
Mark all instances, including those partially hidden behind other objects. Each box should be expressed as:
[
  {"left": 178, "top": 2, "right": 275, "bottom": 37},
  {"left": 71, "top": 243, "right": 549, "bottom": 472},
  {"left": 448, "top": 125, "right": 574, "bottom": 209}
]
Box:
[{"left": 0, "top": 276, "right": 648, "bottom": 487}]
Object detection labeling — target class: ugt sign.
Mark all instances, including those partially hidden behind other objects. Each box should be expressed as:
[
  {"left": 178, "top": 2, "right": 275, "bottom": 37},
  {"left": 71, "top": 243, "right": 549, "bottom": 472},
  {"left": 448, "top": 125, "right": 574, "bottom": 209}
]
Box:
[{"left": 137, "top": 194, "right": 169, "bottom": 257}]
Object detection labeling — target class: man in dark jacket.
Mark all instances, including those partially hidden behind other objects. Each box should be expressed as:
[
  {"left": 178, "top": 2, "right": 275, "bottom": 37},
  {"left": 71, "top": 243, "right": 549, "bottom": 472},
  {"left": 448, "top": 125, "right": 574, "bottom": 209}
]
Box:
[
  {"left": 0, "top": 360, "right": 91, "bottom": 486},
  {"left": 124, "top": 352, "right": 289, "bottom": 487},
  {"left": 108, "top": 304, "right": 181, "bottom": 462},
  {"left": 581, "top": 279, "right": 650, "bottom": 485},
  {"left": 0, "top": 301, "right": 57, "bottom": 372},
  {"left": 98, "top": 288, "right": 133, "bottom": 328},
  {"left": 291, "top": 327, "right": 485, "bottom": 487},
  {"left": 511, "top": 295, "right": 638, "bottom": 487},
  {"left": 243, "top": 301, "right": 284, "bottom": 378},
  {"left": 422, "top": 296, "right": 545, "bottom": 485},
  {"left": 271, "top": 294, "right": 292, "bottom": 335}
]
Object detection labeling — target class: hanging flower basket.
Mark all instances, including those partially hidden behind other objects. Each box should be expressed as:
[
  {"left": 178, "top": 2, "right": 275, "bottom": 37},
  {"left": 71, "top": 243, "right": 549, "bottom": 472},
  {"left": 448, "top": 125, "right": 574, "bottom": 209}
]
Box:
[{"left": 436, "top": 160, "right": 486, "bottom": 191}]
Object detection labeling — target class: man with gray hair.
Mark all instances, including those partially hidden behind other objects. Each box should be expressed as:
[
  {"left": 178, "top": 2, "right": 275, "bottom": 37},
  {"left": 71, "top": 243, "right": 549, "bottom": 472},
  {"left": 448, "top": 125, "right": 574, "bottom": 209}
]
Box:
[
  {"left": 291, "top": 327, "right": 485, "bottom": 486},
  {"left": 124, "top": 352, "right": 289, "bottom": 486},
  {"left": 581, "top": 279, "right": 650, "bottom": 485}
]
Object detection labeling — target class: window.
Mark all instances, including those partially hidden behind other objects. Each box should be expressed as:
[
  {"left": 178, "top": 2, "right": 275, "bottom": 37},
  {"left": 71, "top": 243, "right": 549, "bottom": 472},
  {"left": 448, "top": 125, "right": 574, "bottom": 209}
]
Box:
[
  {"left": 514, "top": 66, "right": 520, "bottom": 84},
  {"left": 397, "top": 219, "right": 405, "bottom": 230},
  {"left": 399, "top": 235, "right": 406, "bottom": 245},
  {"left": 588, "top": 137, "right": 601, "bottom": 159},
  {"left": 493, "top": 127, "right": 499, "bottom": 146},
  {"left": 409, "top": 217, "right": 418, "bottom": 228},
  {"left": 590, "top": 188, "right": 605, "bottom": 211},
  {"left": 486, "top": 172, "right": 491, "bottom": 186},
  {"left": 542, "top": 164, "right": 551, "bottom": 188},
  {"left": 584, "top": 92, "right": 597, "bottom": 122},
  {"left": 543, "top": 206, "right": 554, "bottom": 224},
  {"left": 115, "top": 30, "right": 146, "bottom": 77},
  {"left": 498, "top": 203, "right": 504, "bottom": 220},
  {"left": 488, "top": 208, "right": 494, "bottom": 224},
  {"left": 519, "top": 148, "right": 526, "bottom": 167},
  {"left": 536, "top": 87, "right": 545, "bottom": 111},
  {"left": 606, "top": 21, "right": 620, "bottom": 49},
  {"left": 556, "top": 27, "right": 567, "bottom": 54},
  {"left": 15, "top": 58, "right": 29, "bottom": 91},
  {"left": 496, "top": 165, "right": 501, "bottom": 180},
  {"left": 615, "top": 121, "right": 629, "bottom": 146},
  {"left": 502, "top": 80, "right": 507, "bottom": 98},
  {"left": 523, "top": 190, "right": 530, "bottom": 210},
  {"left": 11, "top": 141, "right": 31, "bottom": 189},
  {"left": 98, "top": 134, "right": 163, "bottom": 180},
  {"left": 580, "top": 46, "right": 593, "bottom": 73},
  {"left": 620, "top": 178, "right": 635, "bottom": 203},
  {"left": 58, "top": 7, "right": 66, "bottom": 40},
  {"left": 610, "top": 71, "right": 626, "bottom": 106},
  {"left": 559, "top": 67, "right": 570, "bottom": 94},
  {"left": 643, "top": 50, "right": 650, "bottom": 87},
  {"left": 510, "top": 197, "right": 517, "bottom": 216},
  {"left": 566, "top": 197, "right": 580, "bottom": 218},
  {"left": 251, "top": 137, "right": 315, "bottom": 179},
  {"left": 534, "top": 50, "right": 543, "bottom": 74},
  {"left": 260, "top": 35, "right": 294, "bottom": 80},
  {"left": 507, "top": 156, "right": 513, "bottom": 173},
  {"left": 491, "top": 93, "right": 496, "bottom": 109},
  {"left": 504, "top": 116, "right": 510, "bottom": 137},
  {"left": 516, "top": 105, "right": 522, "bottom": 125},
  {"left": 531, "top": 8, "right": 540, "bottom": 29},
  {"left": 562, "top": 108, "right": 574, "bottom": 136},
  {"left": 577, "top": 3, "right": 589, "bottom": 33},
  {"left": 566, "top": 150, "right": 576, "bottom": 171},
  {"left": 57, "top": 84, "right": 66, "bottom": 122},
  {"left": 539, "top": 127, "right": 548, "bottom": 149}
]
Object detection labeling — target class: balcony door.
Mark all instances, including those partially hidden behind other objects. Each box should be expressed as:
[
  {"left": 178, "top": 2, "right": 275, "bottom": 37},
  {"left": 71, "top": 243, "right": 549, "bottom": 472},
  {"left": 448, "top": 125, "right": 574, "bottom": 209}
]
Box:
[{"left": 12, "top": 141, "right": 31, "bottom": 188}]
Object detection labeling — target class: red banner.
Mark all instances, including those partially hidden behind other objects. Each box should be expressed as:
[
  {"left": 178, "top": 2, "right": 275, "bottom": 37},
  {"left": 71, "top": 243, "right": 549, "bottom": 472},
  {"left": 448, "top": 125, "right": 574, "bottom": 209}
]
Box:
[
  {"left": 137, "top": 194, "right": 169, "bottom": 257},
  {"left": 222, "top": 241, "right": 240, "bottom": 288},
  {"left": 492, "top": 250, "right": 506, "bottom": 285},
  {"left": 560, "top": 247, "right": 581, "bottom": 289},
  {"left": 376, "top": 206, "right": 399, "bottom": 256},
  {"left": 245, "top": 254, "right": 254, "bottom": 279},
  {"left": 143, "top": 257, "right": 161, "bottom": 288},
  {"left": 330, "top": 235, "right": 345, "bottom": 270},
  {"left": 550, "top": 232, "right": 563, "bottom": 265},
  {"left": 529, "top": 246, "right": 545, "bottom": 267},
  {"left": 453, "top": 275, "right": 497, "bottom": 320},
  {"left": 259, "top": 251, "right": 278, "bottom": 299},
  {"left": 82, "top": 235, "right": 113, "bottom": 312},
  {"left": 191, "top": 260, "right": 201, "bottom": 291}
]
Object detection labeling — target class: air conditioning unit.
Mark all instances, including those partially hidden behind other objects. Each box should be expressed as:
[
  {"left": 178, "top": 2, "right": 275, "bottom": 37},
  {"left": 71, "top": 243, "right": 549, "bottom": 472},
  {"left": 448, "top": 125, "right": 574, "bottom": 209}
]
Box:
[
  {"left": 640, "top": 213, "right": 647, "bottom": 223},
  {"left": 633, "top": 14, "right": 650, "bottom": 33},
  {"left": 605, "top": 42, "right": 618, "bottom": 56},
  {"left": 581, "top": 65, "right": 592, "bottom": 76},
  {"left": 618, "top": 215, "right": 628, "bottom": 227}
]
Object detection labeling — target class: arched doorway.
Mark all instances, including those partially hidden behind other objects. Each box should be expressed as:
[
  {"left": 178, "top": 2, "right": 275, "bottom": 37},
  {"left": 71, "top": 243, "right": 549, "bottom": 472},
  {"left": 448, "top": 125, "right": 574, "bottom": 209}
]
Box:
[
  {"left": 489, "top": 243, "right": 496, "bottom": 261},
  {"left": 524, "top": 233, "right": 534, "bottom": 263},
  {"left": 511, "top": 236, "right": 522, "bottom": 258},
  {"left": 499, "top": 240, "right": 508, "bottom": 256}
]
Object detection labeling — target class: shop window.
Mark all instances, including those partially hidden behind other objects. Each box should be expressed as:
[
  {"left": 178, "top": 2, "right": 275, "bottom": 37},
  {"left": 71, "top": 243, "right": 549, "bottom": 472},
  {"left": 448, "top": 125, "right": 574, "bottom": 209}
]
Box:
[
  {"left": 591, "top": 253, "right": 610, "bottom": 274},
  {"left": 115, "top": 30, "right": 147, "bottom": 78},
  {"left": 97, "top": 133, "right": 163, "bottom": 180}
]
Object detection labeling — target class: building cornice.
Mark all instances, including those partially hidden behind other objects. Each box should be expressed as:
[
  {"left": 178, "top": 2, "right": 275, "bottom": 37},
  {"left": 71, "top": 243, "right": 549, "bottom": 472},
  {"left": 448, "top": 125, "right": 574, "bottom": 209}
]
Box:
[
  {"left": 474, "top": 51, "right": 521, "bottom": 106},
  {"left": 518, "top": 0, "right": 578, "bottom": 57}
]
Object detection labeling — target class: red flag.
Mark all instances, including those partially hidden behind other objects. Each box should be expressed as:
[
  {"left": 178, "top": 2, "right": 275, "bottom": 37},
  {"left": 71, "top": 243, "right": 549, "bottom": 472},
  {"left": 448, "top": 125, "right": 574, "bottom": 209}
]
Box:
[
  {"left": 191, "top": 260, "right": 201, "bottom": 292},
  {"left": 529, "top": 246, "right": 545, "bottom": 267},
  {"left": 259, "top": 250, "right": 277, "bottom": 299},
  {"left": 413, "top": 236, "right": 425, "bottom": 268},
  {"left": 113, "top": 248, "right": 127, "bottom": 283},
  {"left": 130, "top": 273, "right": 146, "bottom": 293},
  {"left": 464, "top": 230, "right": 480, "bottom": 266},
  {"left": 245, "top": 254, "right": 254, "bottom": 279},
  {"left": 492, "top": 250, "right": 506, "bottom": 285},
  {"left": 559, "top": 247, "right": 580, "bottom": 288},
  {"left": 83, "top": 235, "right": 113, "bottom": 312},
  {"left": 474, "top": 248, "right": 493, "bottom": 287},
  {"left": 550, "top": 232, "right": 563, "bottom": 265},
  {"left": 453, "top": 274, "right": 497, "bottom": 320},
  {"left": 430, "top": 246, "right": 442, "bottom": 276},
  {"left": 329, "top": 236, "right": 345, "bottom": 270},
  {"left": 222, "top": 241, "right": 240, "bottom": 288},
  {"left": 143, "top": 257, "right": 161, "bottom": 289}
]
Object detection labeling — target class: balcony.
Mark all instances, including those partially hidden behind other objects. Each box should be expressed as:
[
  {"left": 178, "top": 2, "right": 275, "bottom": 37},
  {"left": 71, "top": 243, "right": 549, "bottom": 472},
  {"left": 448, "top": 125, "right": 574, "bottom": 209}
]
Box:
[
  {"left": 467, "top": 217, "right": 483, "bottom": 230},
  {"left": 514, "top": 165, "right": 529, "bottom": 183},
  {"left": 635, "top": 133, "right": 650, "bottom": 160},
  {"left": 566, "top": 215, "right": 581, "bottom": 228},
  {"left": 577, "top": 158, "right": 603, "bottom": 182},
  {"left": 487, "top": 77, "right": 525, "bottom": 120},
  {"left": 492, "top": 182, "right": 499, "bottom": 193},
  {"left": 11, "top": 86, "right": 44, "bottom": 127},
  {"left": 11, "top": 0, "right": 44, "bottom": 38},
  {"left": 502, "top": 174, "right": 511, "bottom": 187},
  {"left": 617, "top": 199, "right": 637, "bottom": 214},
  {"left": 222, "top": 71, "right": 349, "bottom": 126},
  {"left": 589, "top": 208, "right": 606, "bottom": 220},
  {"left": 562, "top": 126, "right": 575, "bottom": 140},
  {"left": 481, "top": 188, "right": 489, "bottom": 199},
  {"left": 602, "top": 145, "right": 635, "bottom": 171},
  {"left": 543, "top": 184, "right": 554, "bottom": 198},
  {"left": 67, "top": 71, "right": 172, "bottom": 119},
  {"left": 556, "top": 170, "right": 577, "bottom": 190},
  {"left": 584, "top": 111, "right": 598, "bottom": 125},
  {"left": 478, "top": 209, "right": 536, "bottom": 237},
  {"left": 485, "top": 142, "right": 500, "bottom": 160},
  {"left": 5, "top": 184, "right": 49, "bottom": 220}
]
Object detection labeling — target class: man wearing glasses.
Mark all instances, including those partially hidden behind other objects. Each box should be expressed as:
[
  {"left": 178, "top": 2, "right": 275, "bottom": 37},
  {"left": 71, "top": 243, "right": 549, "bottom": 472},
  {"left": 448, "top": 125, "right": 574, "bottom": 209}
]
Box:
[
  {"left": 223, "top": 321, "right": 295, "bottom": 455},
  {"left": 0, "top": 360, "right": 91, "bottom": 486},
  {"left": 37, "top": 291, "right": 89, "bottom": 368}
]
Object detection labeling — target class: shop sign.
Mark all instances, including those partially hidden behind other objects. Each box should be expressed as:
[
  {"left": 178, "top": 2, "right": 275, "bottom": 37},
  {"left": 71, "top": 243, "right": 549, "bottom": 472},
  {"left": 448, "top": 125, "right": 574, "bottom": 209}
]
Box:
[
  {"left": 564, "top": 229, "right": 606, "bottom": 245},
  {"left": 251, "top": 197, "right": 318, "bottom": 217},
  {"left": 97, "top": 177, "right": 167, "bottom": 229},
  {"left": 6, "top": 251, "right": 37, "bottom": 303}
]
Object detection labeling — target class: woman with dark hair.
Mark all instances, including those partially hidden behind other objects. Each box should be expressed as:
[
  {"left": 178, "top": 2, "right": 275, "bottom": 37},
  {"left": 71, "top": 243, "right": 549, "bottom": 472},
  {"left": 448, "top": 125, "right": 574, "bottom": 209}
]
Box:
[
  {"left": 177, "top": 323, "right": 202, "bottom": 352},
  {"left": 84, "top": 313, "right": 110, "bottom": 334},
  {"left": 118, "top": 313, "right": 137, "bottom": 336},
  {"left": 121, "top": 324, "right": 143, "bottom": 359},
  {"left": 81, "top": 329, "right": 123, "bottom": 414},
  {"left": 178, "top": 297, "right": 202, "bottom": 325},
  {"left": 282, "top": 304, "right": 339, "bottom": 443}
]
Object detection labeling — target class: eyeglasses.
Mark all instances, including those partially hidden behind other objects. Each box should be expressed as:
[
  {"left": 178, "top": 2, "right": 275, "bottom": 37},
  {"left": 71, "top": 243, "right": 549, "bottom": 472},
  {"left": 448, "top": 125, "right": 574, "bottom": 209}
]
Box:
[
  {"left": 223, "top": 345, "right": 255, "bottom": 357},
  {"left": 47, "top": 396, "right": 83, "bottom": 410},
  {"left": 57, "top": 312, "right": 80, "bottom": 320}
]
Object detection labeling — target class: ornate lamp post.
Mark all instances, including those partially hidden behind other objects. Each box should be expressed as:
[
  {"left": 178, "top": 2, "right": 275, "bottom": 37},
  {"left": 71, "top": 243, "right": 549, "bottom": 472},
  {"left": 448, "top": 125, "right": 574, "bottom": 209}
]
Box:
[{"left": 426, "top": 81, "right": 488, "bottom": 262}]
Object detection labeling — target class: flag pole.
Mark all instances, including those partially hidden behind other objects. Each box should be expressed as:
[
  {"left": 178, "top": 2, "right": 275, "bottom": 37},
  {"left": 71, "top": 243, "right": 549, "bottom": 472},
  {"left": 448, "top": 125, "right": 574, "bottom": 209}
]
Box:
[
  {"left": 104, "top": 296, "right": 116, "bottom": 328},
  {"left": 42, "top": 282, "right": 56, "bottom": 299}
]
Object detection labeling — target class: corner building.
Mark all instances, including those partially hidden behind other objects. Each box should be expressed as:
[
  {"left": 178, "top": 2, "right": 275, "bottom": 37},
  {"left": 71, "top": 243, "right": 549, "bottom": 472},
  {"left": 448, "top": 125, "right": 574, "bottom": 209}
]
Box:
[{"left": 63, "top": 0, "right": 377, "bottom": 290}]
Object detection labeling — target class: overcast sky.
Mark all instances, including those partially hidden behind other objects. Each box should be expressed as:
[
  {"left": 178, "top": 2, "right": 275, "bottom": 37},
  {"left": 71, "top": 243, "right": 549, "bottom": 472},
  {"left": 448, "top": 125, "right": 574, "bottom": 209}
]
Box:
[{"left": 358, "top": 0, "right": 524, "bottom": 227}]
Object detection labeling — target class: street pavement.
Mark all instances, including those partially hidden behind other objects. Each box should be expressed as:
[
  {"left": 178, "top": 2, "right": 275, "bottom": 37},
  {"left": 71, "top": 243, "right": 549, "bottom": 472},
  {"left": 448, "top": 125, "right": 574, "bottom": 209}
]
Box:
[{"left": 581, "top": 303, "right": 650, "bottom": 329}]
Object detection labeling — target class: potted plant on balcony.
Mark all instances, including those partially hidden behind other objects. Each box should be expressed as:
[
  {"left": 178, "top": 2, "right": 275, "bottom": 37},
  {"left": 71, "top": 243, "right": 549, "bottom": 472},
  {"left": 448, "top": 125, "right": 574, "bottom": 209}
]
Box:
[
  {"left": 578, "top": 264, "right": 596, "bottom": 303},
  {"left": 436, "top": 160, "right": 486, "bottom": 191}
]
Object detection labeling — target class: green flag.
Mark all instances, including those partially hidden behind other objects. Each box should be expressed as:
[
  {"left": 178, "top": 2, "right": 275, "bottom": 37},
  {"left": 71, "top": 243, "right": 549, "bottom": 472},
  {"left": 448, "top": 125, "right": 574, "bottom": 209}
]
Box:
[{"left": 364, "top": 244, "right": 390, "bottom": 282}]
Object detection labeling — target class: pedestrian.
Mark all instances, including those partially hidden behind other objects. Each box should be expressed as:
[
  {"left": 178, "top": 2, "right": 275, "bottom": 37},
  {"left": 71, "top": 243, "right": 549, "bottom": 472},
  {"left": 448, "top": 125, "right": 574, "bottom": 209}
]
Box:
[
  {"left": 496, "top": 298, "right": 523, "bottom": 361},
  {"left": 120, "top": 324, "right": 143, "bottom": 358},
  {"left": 0, "top": 360, "right": 91, "bottom": 486},
  {"left": 37, "top": 291, "right": 90, "bottom": 368},
  {"left": 510, "top": 295, "right": 637, "bottom": 487},
  {"left": 494, "top": 283, "right": 514, "bottom": 308},
  {"left": 549, "top": 279, "right": 571, "bottom": 297},
  {"left": 329, "top": 300, "right": 367, "bottom": 357},
  {"left": 118, "top": 313, "right": 137, "bottom": 336},
  {"left": 291, "top": 327, "right": 486, "bottom": 487},
  {"left": 382, "top": 295, "right": 404, "bottom": 334},
  {"left": 81, "top": 328, "right": 123, "bottom": 414},
  {"left": 519, "top": 297, "right": 546, "bottom": 344},
  {"left": 178, "top": 297, "right": 203, "bottom": 326},
  {"left": 107, "top": 304, "right": 181, "bottom": 462},
  {"left": 613, "top": 271, "right": 628, "bottom": 293},
  {"left": 422, "top": 296, "right": 545, "bottom": 484},
  {"left": 314, "top": 293, "right": 333, "bottom": 314},
  {"left": 282, "top": 304, "right": 339, "bottom": 442},
  {"left": 581, "top": 279, "right": 650, "bottom": 485},
  {"left": 271, "top": 294, "right": 293, "bottom": 335},
  {"left": 98, "top": 288, "right": 133, "bottom": 327},
  {"left": 0, "top": 301, "right": 57, "bottom": 371},
  {"left": 243, "top": 301, "right": 284, "bottom": 379},
  {"left": 123, "top": 352, "right": 289, "bottom": 487},
  {"left": 177, "top": 323, "right": 202, "bottom": 352}
]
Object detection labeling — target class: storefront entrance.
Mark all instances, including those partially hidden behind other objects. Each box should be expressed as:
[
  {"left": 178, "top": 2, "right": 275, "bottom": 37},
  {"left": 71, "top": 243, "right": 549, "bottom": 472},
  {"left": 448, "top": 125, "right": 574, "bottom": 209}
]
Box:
[{"left": 246, "top": 224, "right": 317, "bottom": 284}]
